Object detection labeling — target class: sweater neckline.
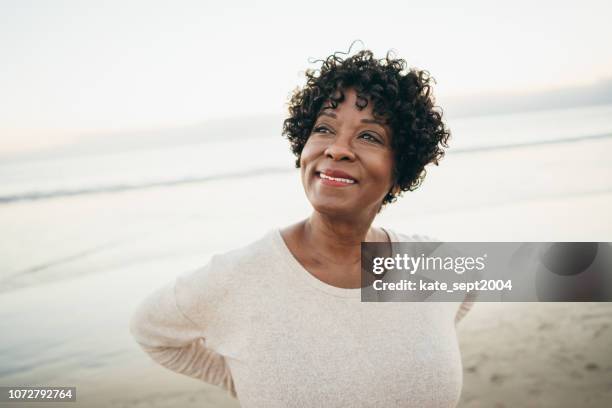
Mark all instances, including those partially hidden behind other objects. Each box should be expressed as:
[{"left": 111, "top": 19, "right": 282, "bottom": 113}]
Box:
[{"left": 271, "top": 227, "right": 399, "bottom": 299}]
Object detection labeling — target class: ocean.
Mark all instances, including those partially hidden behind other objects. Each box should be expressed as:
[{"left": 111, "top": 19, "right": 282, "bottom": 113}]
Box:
[{"left": 1, "top": 104, "right": 612, "bottom": 204}]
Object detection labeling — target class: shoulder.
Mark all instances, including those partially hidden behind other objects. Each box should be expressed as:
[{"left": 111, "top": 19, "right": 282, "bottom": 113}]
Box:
[
  {"left": 172, "top": 230, "right": 280, "bottom": 329},
  {"left": 383, "top": 228, "right": 476, "bottom": 323},
  {"left": 213, "top": 229, "right": 281, "bottom": 274},
  {"left": 384, "top": 228, "right": 440, "bottom": 243},
  {"left": 176, "top": 229, "right": 279, "bottom": 294}
]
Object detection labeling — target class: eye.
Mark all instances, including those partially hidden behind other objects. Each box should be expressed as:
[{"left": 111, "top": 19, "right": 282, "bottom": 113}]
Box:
[
  {"left": 360, "top": 132, "right": 382, "bottom": 144},
  {"left": 313, "top": 124, "right": 332, "bottom": 134}
]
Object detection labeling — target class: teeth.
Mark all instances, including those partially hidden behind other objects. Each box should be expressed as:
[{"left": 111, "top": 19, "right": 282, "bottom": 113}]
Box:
[{"left": 320, "top": 173, "right": 355, "bottom": 184}]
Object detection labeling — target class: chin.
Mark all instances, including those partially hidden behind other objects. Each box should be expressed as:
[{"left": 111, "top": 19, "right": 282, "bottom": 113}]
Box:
[
  {"left": 309, "top": 197, "right": 373, "bottom": 219},
  {"left": 310, "top": 199, "right": 351, "bottom": 216}
]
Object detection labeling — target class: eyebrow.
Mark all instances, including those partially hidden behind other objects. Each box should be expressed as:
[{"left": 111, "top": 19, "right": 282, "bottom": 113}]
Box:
[
  {"left": 317, "top": 110, "right": 386, "bottom": 126},
  {"left": 360, "top": 118, "right": 387, "bottom": 127},
  {"left": 318, "top": 110, "right": 337, "bottom": 119}
]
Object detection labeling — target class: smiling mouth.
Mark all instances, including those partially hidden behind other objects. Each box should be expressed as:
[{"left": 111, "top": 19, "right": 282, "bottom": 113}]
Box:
[{"left": 316, "top": 171, "right": 357, "bottom": 186}]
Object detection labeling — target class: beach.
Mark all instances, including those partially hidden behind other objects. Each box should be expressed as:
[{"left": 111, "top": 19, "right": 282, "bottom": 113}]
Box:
[{"left": 1, "top": 106, "right": 612, "bottom": 407}]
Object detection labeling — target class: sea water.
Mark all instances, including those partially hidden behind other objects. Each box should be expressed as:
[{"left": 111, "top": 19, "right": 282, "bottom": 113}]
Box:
[{"left": 1, "top": 104, "right": 611, "bottom": 204}]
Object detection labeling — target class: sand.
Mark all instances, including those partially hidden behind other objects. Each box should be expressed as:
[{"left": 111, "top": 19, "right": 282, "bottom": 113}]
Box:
[{"left": 458, "top": 302, "right": 612, "bottom": 408}]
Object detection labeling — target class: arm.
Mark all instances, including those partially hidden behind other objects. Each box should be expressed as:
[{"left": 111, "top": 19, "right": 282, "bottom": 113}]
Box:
[
  {"left": 454, "top": 291, "right": 476, "bottom": 325},
  {"left": 129, "top": 261, "right": 236, "bottom": 397},
  {"left": 455, "top": 271, "right": 479, "bottom": 325}
]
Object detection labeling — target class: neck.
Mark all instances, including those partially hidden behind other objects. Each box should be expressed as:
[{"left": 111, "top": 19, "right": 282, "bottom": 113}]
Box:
[{"left": 301, "top": 208, "right": 379, "bottom": 261}]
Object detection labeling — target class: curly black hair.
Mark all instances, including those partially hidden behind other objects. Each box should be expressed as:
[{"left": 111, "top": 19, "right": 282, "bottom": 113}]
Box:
[{"left": 282, "top": 49, "right": 450, "bottom": 206}]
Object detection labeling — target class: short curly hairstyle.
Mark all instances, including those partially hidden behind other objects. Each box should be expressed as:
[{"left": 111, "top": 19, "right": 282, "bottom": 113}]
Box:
[{"left": 282, "top": 49, "right": 450, "bottom": 206}]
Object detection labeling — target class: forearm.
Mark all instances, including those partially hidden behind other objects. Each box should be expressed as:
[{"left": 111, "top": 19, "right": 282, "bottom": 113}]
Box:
[
  {"left": 129, "top": 279, "right": 236, "bottom": 397},
  {"left": 137, "top": 338, "right": 236, "bottom": 397}
]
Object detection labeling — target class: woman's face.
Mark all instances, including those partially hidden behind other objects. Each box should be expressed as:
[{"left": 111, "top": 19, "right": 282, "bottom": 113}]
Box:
[{"left": 300, "top": 88, "right": 395, "bottom": 218}]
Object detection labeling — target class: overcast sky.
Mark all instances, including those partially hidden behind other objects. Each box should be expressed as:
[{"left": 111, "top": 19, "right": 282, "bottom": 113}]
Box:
[{"left": 1, "top": 0, "right": 611, "bottom": 151}]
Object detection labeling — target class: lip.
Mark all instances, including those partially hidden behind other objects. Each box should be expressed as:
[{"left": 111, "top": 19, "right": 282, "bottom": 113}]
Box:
[
  {"left": 317, "top": 168, "right": 358, "bottom": 182},
  {"left": 315, "top": 168, "right": 358, "bottom": 187}
]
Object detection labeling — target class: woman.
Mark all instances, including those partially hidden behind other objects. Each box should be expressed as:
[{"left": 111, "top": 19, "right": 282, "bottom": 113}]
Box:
[{"left": 130, "top": 49, "right": 473, "bottom": 407}]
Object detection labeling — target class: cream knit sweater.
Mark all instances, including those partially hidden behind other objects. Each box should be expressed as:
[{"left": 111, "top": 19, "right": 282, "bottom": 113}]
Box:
[{"left": 130, "top": 228, "right": 473, "bottom": 407}]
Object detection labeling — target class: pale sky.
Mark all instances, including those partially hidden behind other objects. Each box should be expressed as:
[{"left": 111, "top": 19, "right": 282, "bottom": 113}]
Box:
[{"left": 1, "top": 0, "right": 611, "bottom": 151}]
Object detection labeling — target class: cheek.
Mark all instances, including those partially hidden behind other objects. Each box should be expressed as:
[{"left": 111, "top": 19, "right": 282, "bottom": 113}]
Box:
[
  {"left": 299, "top": 137, "right": 322, "bottom": 168},
  {"left": 372, "top": 155, "right": 395, "bottom": 191},
  {"left": 299, "top": 140, "right": 314, "bottom": 185}
]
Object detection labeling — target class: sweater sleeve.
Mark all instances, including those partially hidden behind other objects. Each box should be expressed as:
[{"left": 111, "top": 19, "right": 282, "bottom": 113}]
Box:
[
  {"left": 454, "top": 289, "right": 476, "bottom": 325},
  {"left": 454, "top": 262, "right": 481, "bottom": 325},
  {"left": 129, "top": 259, "right": 236, "bottom": 397}
]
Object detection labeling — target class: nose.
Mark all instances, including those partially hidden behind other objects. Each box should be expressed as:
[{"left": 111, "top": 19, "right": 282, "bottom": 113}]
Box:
[{"left": 324, "top": 134, "right": 356, "bottom": 162}]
